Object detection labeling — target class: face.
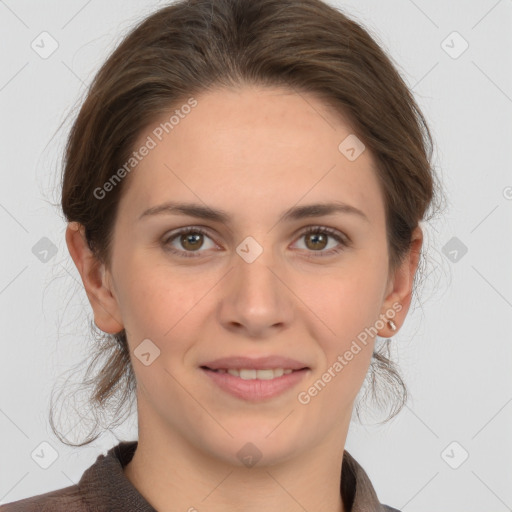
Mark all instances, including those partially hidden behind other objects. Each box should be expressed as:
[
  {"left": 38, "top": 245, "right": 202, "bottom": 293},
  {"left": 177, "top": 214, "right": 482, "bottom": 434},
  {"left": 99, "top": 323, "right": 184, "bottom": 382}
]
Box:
[{"left": 72, "top": 85, "right": 420, "bottom": 467}]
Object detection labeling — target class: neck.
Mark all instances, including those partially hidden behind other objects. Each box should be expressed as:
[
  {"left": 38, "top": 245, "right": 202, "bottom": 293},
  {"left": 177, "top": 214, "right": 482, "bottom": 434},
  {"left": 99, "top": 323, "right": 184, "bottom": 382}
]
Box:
[{"left": 123, "top": 394, "right": 350, "bottom": 512}]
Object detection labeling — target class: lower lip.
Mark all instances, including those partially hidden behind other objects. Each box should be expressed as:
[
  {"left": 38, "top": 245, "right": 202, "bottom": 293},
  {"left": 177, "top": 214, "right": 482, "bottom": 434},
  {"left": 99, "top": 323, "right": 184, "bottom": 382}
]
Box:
[{"left": 201, "top": 368, "right": 309, "bottom": 401}]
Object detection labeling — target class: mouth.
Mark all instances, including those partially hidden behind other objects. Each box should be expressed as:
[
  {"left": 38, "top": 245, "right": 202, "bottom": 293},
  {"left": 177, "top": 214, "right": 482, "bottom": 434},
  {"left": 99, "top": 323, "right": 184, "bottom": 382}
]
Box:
[
  {"left": 200, "top": 366, "right": 310, "bottom": 401},
  {"left": 201, "top": 366, "right": 308, "bottom": 380}
]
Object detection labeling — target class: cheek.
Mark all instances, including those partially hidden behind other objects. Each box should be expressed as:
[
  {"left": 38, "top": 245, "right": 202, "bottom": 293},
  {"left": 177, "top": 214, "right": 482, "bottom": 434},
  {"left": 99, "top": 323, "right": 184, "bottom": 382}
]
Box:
[
  {"left": 306, "top": 284, "right": 378, "bottom": 409},
  {"left": 306, "top": 262, "right": 385, "bottom": 378},
  {"left": 113, "top": 256, "right": 211, "bottom": 344},
  {"left": 311, "top": 262, "right": 386, "bottom": 335}
]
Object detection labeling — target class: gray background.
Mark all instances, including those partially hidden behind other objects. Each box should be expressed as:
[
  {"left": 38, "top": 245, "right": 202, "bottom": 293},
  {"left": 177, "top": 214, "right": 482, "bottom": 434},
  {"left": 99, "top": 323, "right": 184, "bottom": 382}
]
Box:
[{"left": 1, "top": 0, "right": 511, "bottom": 510}]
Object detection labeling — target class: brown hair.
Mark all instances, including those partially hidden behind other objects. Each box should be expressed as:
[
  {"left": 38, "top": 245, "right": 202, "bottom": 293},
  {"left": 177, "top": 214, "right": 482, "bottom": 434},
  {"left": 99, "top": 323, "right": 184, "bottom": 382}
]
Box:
[{"left": 51, "top": 0, "right": 445, "bottom": 446}]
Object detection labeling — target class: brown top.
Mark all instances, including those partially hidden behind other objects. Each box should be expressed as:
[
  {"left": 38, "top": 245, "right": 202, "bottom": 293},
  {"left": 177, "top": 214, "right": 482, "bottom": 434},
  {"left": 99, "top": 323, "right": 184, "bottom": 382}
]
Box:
[{"left": 0, "top": 441, "right": 401, "bottom": 512}]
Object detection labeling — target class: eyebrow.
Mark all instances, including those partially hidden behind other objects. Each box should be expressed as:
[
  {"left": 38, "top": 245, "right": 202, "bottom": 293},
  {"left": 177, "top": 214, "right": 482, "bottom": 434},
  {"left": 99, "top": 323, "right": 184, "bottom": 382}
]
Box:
[{"left": 138, "top": 200, "right": 369, "bottom": 224}]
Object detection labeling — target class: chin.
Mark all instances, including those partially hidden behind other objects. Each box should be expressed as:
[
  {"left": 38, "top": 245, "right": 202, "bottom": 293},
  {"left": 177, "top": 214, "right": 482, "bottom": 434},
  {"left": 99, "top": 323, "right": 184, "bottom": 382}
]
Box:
[{"left": 204, "top": 424, "right": 305, "bottom": 468}]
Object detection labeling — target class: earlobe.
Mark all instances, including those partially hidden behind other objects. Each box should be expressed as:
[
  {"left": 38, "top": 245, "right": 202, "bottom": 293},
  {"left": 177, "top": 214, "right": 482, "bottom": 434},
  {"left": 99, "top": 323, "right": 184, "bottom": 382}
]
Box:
[
  {"left": 65, "top": 222, "right": 124, "bottom": 334},
  {"left": 379, "top": 225, "right": 424, "bottom": 336}
]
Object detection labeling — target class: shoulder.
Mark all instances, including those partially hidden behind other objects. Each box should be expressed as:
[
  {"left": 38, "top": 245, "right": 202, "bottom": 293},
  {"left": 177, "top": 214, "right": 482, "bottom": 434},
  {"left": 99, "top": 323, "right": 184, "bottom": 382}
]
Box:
[
  {"left": 0, "top": 484, "right": 88, "bottom": 512},
  {"left": 0, "top": 441, "right": 144, "bottom": 512},
  {"left": 342, "top": 449, "right": 403, "bottom": 512}
]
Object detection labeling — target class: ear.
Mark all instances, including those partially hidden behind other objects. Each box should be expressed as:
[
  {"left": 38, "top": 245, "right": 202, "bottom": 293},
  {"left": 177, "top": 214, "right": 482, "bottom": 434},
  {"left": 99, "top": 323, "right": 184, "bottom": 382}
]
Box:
[
  {"left": 378, "top": 225, "right": 423, "bottom": 337},
  {"left": 65, "top": 222, "right": 124, "bottom": 334}
]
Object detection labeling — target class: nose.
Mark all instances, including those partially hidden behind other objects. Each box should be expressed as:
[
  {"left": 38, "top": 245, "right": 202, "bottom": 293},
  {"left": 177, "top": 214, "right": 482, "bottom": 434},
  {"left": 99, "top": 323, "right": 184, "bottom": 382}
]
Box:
[{"left": 217, "top": 247, "right": 294, "bottom": 338}]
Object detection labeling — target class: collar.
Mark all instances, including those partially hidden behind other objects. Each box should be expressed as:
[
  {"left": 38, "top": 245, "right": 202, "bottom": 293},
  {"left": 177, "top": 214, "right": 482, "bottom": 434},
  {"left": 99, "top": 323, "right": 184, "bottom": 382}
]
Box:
[{"left": 77, "top": 441, "right": 389, "bottom": 511}]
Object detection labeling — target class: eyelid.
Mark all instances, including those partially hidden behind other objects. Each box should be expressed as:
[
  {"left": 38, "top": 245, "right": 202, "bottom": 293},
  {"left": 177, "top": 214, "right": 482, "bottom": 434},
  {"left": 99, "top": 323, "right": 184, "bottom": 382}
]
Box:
[
  {"left": 297, "top": 225, "right": 350, "bottom": 244},
  {"left": 293, "top": 225, "right": 351, "bottom": 258},
  {"left": 161, "top": 225, "right": 220, "bottom": 254},
  {"left": 161, "top": 224, "right": 351, "bottom": 258}
]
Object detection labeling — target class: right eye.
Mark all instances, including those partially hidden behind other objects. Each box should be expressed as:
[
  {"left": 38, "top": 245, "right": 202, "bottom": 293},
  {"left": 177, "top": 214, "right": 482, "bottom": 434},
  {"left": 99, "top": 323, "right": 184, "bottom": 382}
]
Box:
[{"left": 161, "top": 226, "right": 219, "bottom": 258}]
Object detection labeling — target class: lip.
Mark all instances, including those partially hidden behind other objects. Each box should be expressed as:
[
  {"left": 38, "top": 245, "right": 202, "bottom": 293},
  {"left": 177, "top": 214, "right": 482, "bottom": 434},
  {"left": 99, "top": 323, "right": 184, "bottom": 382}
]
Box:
[
  {"left": 200, "top": 355, "right": 309, "bottom": 371},
  {"left": 201, "top": 367, "right": 310, "bottom": 401}
]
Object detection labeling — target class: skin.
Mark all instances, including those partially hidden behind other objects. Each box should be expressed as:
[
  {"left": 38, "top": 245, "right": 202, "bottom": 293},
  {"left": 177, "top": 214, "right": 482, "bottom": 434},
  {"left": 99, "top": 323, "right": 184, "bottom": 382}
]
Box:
[{"left": 66, "top": 85, "right": 422, "bottom": 512}]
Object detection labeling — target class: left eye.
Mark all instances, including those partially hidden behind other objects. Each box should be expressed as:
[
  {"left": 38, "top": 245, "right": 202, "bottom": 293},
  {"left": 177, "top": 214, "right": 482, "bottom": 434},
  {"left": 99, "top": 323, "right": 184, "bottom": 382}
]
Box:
[
  {"left": 294, "top": 226, "right": 348, "bottom": 256},
  {"left": 162, "top": 226, "right": 349, "bottom": 258}
]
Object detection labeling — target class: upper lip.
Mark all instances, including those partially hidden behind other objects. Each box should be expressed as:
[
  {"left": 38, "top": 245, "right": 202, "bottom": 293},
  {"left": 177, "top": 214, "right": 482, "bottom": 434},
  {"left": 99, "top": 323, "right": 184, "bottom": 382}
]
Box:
[{"left": 201, "top": 356, "right": 309, "bottom": 371}]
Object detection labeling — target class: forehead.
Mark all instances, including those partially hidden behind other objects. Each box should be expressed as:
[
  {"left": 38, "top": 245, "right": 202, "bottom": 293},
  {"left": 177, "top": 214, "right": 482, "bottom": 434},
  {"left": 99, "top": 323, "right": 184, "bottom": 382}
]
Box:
[{"left": 119, "top": 85, "right": 385, "bottom": 226}]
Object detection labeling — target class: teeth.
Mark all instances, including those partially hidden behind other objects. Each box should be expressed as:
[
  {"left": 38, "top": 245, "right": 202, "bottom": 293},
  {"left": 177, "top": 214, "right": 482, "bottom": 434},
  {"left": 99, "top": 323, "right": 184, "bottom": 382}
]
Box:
[{"left": 217, "top": 368, "right": 294, "bottom": 379}]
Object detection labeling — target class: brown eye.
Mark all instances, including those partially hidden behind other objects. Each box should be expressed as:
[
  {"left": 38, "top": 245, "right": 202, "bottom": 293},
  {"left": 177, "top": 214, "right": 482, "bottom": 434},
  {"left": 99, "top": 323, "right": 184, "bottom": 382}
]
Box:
[
  {"left": 304, "top": 232, "right": 328, "bottom": 251},
  {"left": 179, "top": 232, "right": 204, "bottom": 251},
  {"left": 294, "top": 226, "right": 349, "bottom": 257},
  {"left": 162, "top": 227, "right": 217, "bottom": 258}
]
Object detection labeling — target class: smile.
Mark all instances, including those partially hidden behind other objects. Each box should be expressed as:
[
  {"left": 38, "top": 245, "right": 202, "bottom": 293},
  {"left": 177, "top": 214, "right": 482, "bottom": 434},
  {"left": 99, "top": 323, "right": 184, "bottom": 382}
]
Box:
[
  {"left": 201, "top": 367, "right": 309, "bottom": 401},
  {"left": 208, "top": 368, "right": 296, "bottom": 379}
]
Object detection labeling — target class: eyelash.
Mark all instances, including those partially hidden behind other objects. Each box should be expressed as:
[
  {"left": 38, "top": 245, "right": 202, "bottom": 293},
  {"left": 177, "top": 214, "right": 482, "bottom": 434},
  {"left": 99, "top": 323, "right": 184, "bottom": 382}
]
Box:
[{"left": 161, "top": 225, "right": 350, "bottom": 259}]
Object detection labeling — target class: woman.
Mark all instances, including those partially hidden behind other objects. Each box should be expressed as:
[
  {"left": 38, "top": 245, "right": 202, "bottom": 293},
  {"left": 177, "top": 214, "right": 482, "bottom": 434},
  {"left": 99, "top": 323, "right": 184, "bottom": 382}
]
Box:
[{"left": 1, "top": 0, "right": 442, "bottom": 510}]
